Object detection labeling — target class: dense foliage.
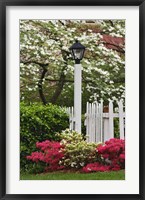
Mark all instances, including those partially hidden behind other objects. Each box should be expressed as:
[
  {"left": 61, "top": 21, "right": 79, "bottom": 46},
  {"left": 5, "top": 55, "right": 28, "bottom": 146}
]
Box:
[{"left": 20, "top": 102, "right": 68, "bottom": 171}]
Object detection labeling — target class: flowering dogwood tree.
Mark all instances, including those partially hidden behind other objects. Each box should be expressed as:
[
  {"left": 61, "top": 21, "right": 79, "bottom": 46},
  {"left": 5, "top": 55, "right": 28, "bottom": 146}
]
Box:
[{"left": 20, "top": 20, "right": 125, "bottom": 110}]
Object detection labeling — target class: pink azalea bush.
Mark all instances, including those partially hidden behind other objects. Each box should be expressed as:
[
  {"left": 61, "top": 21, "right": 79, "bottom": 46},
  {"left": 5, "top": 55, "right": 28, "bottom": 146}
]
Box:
[
  {"left": 26, "top": 140, "right": 65, "bottom": 172},
  {"left": 82, "top": 138, "right": 125, "bottom": 173}
]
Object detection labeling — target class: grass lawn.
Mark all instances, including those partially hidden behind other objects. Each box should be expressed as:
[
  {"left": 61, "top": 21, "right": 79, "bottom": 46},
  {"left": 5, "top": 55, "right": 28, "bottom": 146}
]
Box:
[{"left": 20, "top": 170, "right": 125, "bottom": 180}]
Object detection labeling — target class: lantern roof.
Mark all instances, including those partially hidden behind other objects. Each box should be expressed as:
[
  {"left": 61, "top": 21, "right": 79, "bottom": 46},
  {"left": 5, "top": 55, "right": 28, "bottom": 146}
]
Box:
[{"left": 69, "top": 40, "right": 86, "bottom": 50}]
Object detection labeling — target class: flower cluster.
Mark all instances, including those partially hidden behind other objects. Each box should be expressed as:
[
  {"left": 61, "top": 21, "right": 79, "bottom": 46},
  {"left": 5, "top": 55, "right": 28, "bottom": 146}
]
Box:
[
  {"left": 58, "top": 129, "right": 84, "bottom": 143},
  {"left": 82, "top": 138, "right": 125, "bottom": 173},
  {"left": 58, "top": 129, "right": 98, "bottom": 169},
  {"left": 97, "top": 138, "right": 125, "bottom": 170},
  {"left": 26, "top": 140, "right": 64, "bottom": 171},
  {"left": 61, "top": 141, "right": 97, "bottom": 169},
  {"left": 82, "top": 162, "right": 110, "bottom": 173}
]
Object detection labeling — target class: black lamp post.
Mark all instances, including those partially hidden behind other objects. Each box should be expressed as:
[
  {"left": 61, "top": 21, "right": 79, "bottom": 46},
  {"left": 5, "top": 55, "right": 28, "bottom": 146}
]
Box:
[{"left": 69, "top": 40, "right": 86, "bottom": 64}]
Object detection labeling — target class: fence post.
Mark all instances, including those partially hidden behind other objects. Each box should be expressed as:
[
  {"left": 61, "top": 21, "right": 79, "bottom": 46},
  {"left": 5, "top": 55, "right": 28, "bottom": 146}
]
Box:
[
  {"left": 118, "top": 100, "right": 124, "bottom": 139},
  {"left": 109, "top": 100, "right": 114, "bottom": 139}
]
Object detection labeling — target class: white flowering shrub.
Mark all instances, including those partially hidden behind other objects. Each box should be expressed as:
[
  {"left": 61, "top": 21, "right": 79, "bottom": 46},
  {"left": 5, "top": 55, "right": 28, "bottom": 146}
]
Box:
[{"left": 58, "top": 129, "right": 100, "bottom": 169}]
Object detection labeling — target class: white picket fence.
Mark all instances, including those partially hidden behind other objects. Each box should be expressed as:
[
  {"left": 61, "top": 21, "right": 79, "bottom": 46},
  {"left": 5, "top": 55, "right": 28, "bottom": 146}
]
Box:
[
  {"left": 85, "top": 100, "right": 125, "bottom": 143},
  {"left": 65, "top": 100, "right": 125, "bottom": 143}
]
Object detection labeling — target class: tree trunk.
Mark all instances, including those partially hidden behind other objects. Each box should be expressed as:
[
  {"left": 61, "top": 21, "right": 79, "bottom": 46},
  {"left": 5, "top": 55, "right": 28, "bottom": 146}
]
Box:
[
  {"left": 50, "top": 72, "right": 65, "bottom": 104},
  {"left": 38, "top": 67, "right": 48, "bottom": 105}
]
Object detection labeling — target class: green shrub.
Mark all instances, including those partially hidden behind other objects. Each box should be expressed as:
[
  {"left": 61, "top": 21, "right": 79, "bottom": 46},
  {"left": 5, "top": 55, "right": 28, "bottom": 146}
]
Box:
[
  {"left": 57, "top": 129, "right": 100, "bottom": 169},
  {"left": 20, "top": 102, "right": 69, "bottom": 172}
]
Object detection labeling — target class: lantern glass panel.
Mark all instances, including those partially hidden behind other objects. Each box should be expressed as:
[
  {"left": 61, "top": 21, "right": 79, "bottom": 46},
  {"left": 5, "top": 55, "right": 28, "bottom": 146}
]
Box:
[
  {"left": 73, "top": 49, "right": 84, "bottom": 60},
  {"left": 70, "top": 50, "right": 75, "bottom": 60}
]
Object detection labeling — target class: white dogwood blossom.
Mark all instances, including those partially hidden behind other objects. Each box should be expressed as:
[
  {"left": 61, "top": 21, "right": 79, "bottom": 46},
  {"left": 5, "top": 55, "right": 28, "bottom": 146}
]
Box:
[{"left": 20, "top": 19, "right": 125, "bottom": 106}]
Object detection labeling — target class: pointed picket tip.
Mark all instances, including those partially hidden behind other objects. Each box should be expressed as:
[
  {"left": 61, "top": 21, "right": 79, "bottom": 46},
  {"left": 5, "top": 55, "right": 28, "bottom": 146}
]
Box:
[
  {"left": 100, "top": 99, "right": 104, "bottom": 104},
  {"left": 109, "top": 99, "right": 113, "bottom": 103},
  {"left": 118, "top": 99, "right": 123, "bottom": 106}
]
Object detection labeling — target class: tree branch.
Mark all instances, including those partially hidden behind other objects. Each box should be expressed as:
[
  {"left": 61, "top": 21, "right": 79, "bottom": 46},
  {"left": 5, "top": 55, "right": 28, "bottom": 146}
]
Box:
[{"left": 20, "top": 60, "right": 49, "bottom": 67}]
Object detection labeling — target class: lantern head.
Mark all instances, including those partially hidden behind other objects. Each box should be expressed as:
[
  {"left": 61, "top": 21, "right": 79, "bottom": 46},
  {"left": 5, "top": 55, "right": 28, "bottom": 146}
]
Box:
[{"left": 69, "top": 40, "right": 86, "bottom": 64}]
